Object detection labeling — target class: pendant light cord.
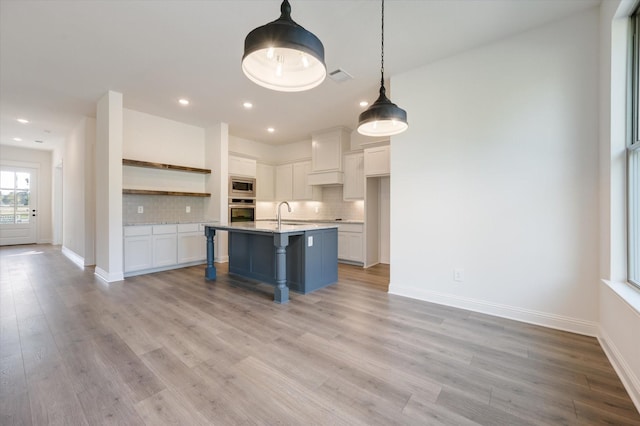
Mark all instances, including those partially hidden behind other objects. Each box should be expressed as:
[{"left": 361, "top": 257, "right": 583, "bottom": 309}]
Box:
[{"left": 380, "top": 0, "right": 385, "bottom": 90}]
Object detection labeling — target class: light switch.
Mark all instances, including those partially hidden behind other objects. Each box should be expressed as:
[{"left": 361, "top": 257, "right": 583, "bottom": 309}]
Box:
[{"left": 186, "top": 206, "right": 191, "bottom": 213}]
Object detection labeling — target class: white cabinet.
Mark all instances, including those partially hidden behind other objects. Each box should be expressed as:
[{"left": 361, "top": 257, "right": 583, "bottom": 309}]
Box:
[
  {"left": 293, "top": 161, "right": 322, "bottom": 200},
  {"left": 276, "top": 161, "right": 321, "bottom": 201},
  {"left": 152, "top": 224, "right": 177, "bottom": 267},
  {"left": 256, "top": 163, "right": 275, "bottom": 201},
  {"left": 177, "top": 223, "right": 206, "bottom": 263},
  {"left": 229, "top": 156, "right": 257, "bottom": 178},
  {"left": 337, "top": 223, "right": 364, "bottom": 264},
  {"left": 364, "top": 145, "right": 390, "bottom": 176},
  {"left": 124, "top": 226, "right": 152, "bottom": 272},
  {"left": 343, "top": 152, "right": 364, "bottom": 200},
  {"left": 275, "top": 164, "right": 293, "bottom": 200},
  {"left": 308, "top": 127, "right": 351, "bottom": 185}
]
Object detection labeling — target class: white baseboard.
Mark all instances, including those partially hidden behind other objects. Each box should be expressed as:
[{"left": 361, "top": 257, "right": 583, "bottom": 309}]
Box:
[
  {"left": 598, "top": 328, "right": 640, "bottom": 412},
  {"left": 215, "top": 255, "right": 229, "bottom": 263},
  {"left": 95, "top": 267, "right": 124, "bottom": 283},
  {"left": 38, "top": 238, "right": 53, "bottom": 244},
  {"left": 61, "top": 246, "right": 85, "bottom": 269},
  {"left": 388, "top": 284, "right": 599, "bottom": 337}
]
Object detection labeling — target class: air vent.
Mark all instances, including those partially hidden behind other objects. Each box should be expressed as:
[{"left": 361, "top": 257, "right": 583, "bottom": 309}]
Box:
[{"left": 328, "top": 68, "right": 353, "bottom": 83}]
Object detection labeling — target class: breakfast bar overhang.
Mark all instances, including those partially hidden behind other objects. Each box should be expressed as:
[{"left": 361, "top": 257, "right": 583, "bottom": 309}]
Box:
[{"left": 204, "top": 222, "right": 338, "bottom": 303}]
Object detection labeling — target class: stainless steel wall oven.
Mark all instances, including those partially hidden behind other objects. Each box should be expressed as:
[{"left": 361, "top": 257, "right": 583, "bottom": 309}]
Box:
[{"left": 228, "top": 198, "right": 256, "bottom": 223}]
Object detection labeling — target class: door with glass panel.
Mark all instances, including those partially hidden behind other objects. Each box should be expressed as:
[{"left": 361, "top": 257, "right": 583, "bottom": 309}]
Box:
[{"left": 0, "top": 167, "right": 37, "bottom": 245}]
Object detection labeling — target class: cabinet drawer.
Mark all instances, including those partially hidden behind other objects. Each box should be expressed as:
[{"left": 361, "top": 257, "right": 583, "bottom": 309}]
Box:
[
  {"left": 153, "top": 224, "right": 177, "bottom": 235},
  {"left": 124, "top": 226, "right": 152, "bottom": 237},
  {"left": 178, "top": 223, "right": 199, "bottom": 233},
  {"left": 337, "top": 223, "right": 363, "bottom": 233}
]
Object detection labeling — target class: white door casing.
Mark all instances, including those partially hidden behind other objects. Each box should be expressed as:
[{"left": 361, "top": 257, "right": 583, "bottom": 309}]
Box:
[{"left": 0, "top": 166, "right": 37, "bottom": 245}]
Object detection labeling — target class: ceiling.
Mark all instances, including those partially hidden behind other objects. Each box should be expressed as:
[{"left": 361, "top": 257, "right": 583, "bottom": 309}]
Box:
[{"left": 0, "top": 0, "right": 600, "bottom": 152}]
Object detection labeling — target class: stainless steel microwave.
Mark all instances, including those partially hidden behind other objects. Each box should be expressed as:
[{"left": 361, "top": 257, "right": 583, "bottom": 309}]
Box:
[{"left": 229, "top": 176, "right": 256, "bottom": 198}]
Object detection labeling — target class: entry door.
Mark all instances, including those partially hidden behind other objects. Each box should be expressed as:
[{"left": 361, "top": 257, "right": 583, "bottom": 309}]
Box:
[{"left": 0, "top": 167, "right": 37, "bottom": 245}]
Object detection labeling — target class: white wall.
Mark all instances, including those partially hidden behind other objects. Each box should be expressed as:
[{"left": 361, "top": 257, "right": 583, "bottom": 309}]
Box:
[
  {"left": 0, "top": 145, "right": 52, "bottom": 244},
  {"left": 123, "top": 109, "right": 207, "bottom": 193},
  {"left": 62, "top": 117, "right": 96, "bottom": 265},
  {"left": 390, "top": 8, "right": 600, "bottom": 335}
]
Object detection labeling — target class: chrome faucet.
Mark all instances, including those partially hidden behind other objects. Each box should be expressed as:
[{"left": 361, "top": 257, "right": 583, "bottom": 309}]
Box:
[{"left": 277, "top": 201, "right": 291, "bottom": 229}]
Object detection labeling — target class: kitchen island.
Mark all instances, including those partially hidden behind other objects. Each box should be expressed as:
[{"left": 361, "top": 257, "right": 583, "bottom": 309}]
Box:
[{"left": 204, "top": 222, "right": 338, "bottom": 303}]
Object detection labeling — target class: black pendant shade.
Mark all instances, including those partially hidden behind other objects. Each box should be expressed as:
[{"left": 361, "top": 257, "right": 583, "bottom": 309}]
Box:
[
  {"left": 242, "top": 0, "right": 326, "bottom": 92},
  {"left": 357, "top": 0, "right": 408, "bottom": 137},
  {"left": 357, "top": 84, "right": 408, "bottom": 137}
]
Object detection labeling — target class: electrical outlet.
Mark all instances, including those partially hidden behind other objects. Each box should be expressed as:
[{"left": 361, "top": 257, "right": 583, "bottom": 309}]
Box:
[
  {"left": 308, "top": 236, "right": 313, "bottom": 247},
  {"left": 186, "top": 206, "right": 191, "bottom": 213},
  {"left": 454, "top": 268, "right": 464, "bottom": 282},
  {"left": 137, "top": 206, "right": 143, "bottom": 214}
]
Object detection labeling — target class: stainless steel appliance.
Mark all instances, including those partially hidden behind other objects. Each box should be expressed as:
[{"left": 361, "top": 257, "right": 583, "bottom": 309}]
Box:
[
  {"left": 229, "top": 176, "right": 256, "bottom": 198},
  {"left": 229, "top": 198, "right": 256, "bottom": 223}
]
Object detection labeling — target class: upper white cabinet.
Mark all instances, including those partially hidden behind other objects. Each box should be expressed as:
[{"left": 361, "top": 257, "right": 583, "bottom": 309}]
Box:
[
  {"left": 229, "top": 155, "right": 257, "bottom": 178},
  {"left": 276, "top": 161, "right": 322, "bottom": 201},
  {"left": 364, "top": 145, "right": 390, "bottom": 176},
  {"left": 343, "top": 152, "right": 364, "bottom": 200},
  {"left": 275, "top": 164, "right": 293, "bottom": 200},
  {"left": 256, "top": 163, "right": 275, "bottom": 201},
  {"left": 308, "top": 127, "right": 351, "bottom": 185}
]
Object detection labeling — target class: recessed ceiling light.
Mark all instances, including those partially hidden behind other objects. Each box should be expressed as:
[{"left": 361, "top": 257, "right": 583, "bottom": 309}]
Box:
[
  {"left": 16, "top": 118, "right": 29, "bottom": 124},
  {"left": 267, "top": 127, "right": 275, "bottom": 133},
  {"left": 243, "top": 102, "right": 253, "bottom": 109},
  {"left": 359, "top": 101, "right": 369, "bottom": 107},
  {"left": 178, "top": 98, "right": 190, "bottom": 106},
  {"left": 13, "top": 137, "right": 22, "bottom": 141}
]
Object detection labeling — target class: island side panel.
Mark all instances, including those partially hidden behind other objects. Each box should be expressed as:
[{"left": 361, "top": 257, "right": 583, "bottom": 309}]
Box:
[
  {"left": 301, "top": 228, "right": 338, "bottom": 294},
  {"left": 228, "top": 231, "right": 276, "bottom": 283}
]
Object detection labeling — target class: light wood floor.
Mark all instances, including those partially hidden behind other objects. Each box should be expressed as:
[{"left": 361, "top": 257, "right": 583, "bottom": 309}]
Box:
[{"left": 1, "top": 244, "right": 638, "bottom": 425}]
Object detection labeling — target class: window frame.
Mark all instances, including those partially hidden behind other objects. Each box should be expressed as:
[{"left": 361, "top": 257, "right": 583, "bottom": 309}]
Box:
[{"left": 628, "top": 9, "right": 640, "bottom": 289}]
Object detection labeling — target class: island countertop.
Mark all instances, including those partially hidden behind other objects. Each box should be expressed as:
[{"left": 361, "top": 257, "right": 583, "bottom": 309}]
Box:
[{"left": 207, "top": 221, "right": 337, "bottom": 234}]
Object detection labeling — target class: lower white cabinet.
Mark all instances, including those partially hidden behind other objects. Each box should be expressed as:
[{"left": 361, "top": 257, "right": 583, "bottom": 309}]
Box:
[
  {"left": 337, "top": 223, "right": 364, "bottom": 264},
  {"left": 123, "top": 226, "right": 152, "bottom": 272},
  {"left": 124, "top": 223, "right": 206, "bottom": 276},
  {"left": 177, "top": 223, "right": 206, "bottom": 263},
  {"left": 152, "top": 224, "right": 177, "bottom": 267}
]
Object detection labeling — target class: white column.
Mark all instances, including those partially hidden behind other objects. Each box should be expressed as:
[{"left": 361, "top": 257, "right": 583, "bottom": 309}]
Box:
[
  {"left": 95, "top": 91, "right": 124, "bottom": 282},
  {"left": 205, "top": 123, "right": 229, "bottom": 262}
]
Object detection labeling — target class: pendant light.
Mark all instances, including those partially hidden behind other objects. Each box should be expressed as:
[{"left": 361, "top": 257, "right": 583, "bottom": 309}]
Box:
[
  {"left": 357, "top": 0, "right": 408, "bottom": 137},
  {"left": 242, "top": 0, "right": 326, "bottom": 92}
]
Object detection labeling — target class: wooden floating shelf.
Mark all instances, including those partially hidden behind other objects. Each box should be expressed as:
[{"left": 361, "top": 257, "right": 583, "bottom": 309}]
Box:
[
  {"left": 122, "top": 189, "right": 211, "bottom": 197},
  {"left": 122, "top": 158, "right": 211, "bottom": 174}
]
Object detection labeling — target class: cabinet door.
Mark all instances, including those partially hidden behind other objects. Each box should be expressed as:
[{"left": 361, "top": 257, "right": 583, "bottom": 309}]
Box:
[
  {"left": 275, "top": 164, "right": 293, "bottom": 200},
  {"left": 364, "top": 145, "right": 390, "bottom": 176},
  {"left": 256, "top": 163, "right": 275, "bottom": 201},
  {"left": 292, "top": 161, "right": 322, "bottom": 201},
  {"left": 338, "top": 232, "right": 349, "bottom": 260},
  {"left": 178, "top": 232, "right": 206, "bottom": 263},
  {"left": 311, "top": 128, "right": 350, "bottom": 172},
  {"left": 343, "top": 153, "right": 364, "bottom": 200},
  {"left": 347, "top": 233, "right": 363, "bottom": 262},
  {"left": 124, "top": 236, "right": 152, "bottom": 272},
  {"left": 229, "top": 156, "right": 257, "bottom": 177},
  {"left": 153, "top": 234, "right": 177, "bottom": 267}
]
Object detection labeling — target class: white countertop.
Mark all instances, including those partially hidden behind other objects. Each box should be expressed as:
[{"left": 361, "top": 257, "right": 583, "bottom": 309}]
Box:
[{"left": 206, "top": 221, "right": 337, "bottom": 234}]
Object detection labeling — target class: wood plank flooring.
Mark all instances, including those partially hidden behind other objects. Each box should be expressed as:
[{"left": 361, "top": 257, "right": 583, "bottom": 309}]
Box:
[{"left": 1, "top": 244, "right": 638, "bottom": 425}]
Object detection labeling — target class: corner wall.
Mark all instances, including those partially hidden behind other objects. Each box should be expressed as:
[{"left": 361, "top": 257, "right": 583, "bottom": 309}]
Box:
[{"left": 390, "top": 8, "right": 600, "bottom": 335}]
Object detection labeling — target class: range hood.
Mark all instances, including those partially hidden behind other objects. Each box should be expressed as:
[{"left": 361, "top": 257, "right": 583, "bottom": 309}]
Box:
[{"left": 308, "top": 171, "right": 343, "bottom": 186}]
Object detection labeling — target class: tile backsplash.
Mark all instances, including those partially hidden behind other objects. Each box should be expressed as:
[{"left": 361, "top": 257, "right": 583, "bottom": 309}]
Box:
[
  {"left": 257, "top": 186, "right": 364, "bottom": 221},
  {"left": 123, "top": 194, "right": 205, "bottom": 224}
]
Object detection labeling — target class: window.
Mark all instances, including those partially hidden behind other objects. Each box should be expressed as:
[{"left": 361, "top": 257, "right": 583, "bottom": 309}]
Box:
[
  {"left": 629, "top": 10, "right": 640, "bottom": 288},
  {"left": 0, "top": 170, "right": 31, "bottom": 224}
]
